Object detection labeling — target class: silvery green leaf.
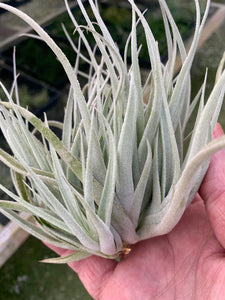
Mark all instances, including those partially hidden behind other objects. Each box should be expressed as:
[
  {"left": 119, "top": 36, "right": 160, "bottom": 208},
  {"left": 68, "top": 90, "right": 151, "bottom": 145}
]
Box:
[
  {"left": 0, "top": 102, "right": 83, "bottom": 182},
  {"left": 117, "top": 71, "right": 137, "bottom": 213},
  {"left": 40, "top": 251, "right": 90, "bottom": 264},
  {"left": 0, "top": 148, "right": 26, "bottom": 175},
  {"left": 139, "top": 135, "right": 225, "bottom": 240},
  {"left": 0, "top": 208, "right": 76, "bottom": 250},
  {"left": 130, "top": 141, "right": 152, "bottom": 226},
  {"left": 69, "top": 185, "right": 118, "bottom": 255},
  {"left": 49, "top": 145, "right": 87, "bottom": 229},
  {"left": 97, "top": 112, "right": 117, "bottom": 227},
  {"left": 0, "top": 184, "right": 72, "bottom": 234},
  {"left": 131, "top": 9, "right": 144, "bottom": 143},
  {"left": 186, "top": 69, "right": 225, "bottom": 163}
]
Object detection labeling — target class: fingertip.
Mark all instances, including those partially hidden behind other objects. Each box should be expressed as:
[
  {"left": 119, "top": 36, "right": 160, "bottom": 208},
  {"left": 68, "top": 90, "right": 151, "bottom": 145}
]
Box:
[{"left": 213, "top": 123, "right": 224, "bottom": 139}]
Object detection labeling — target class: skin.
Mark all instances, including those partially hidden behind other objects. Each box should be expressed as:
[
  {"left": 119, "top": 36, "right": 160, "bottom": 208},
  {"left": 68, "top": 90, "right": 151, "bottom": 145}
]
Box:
[{"left": 47, "top": 123, "right": 225, "bottom": 300}]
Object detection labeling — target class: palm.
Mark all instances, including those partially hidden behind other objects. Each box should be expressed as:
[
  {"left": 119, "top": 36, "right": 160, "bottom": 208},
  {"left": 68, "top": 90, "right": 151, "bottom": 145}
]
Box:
[
  {"left": 47, "top": 124, "right": 225, "bottom": 300},
  {"left": 99, "top": 195, "right": 225, "bottom": 300}
]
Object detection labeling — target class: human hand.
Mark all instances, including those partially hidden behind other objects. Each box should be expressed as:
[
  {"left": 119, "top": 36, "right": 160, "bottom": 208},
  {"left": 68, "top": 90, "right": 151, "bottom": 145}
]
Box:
[{"left": 47, "top": 123, "right": 225, "bottom": 300}]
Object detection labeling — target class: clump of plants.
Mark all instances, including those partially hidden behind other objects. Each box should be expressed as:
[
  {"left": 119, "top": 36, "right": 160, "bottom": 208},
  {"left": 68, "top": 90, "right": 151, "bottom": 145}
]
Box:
[{"left": 0, "top": 0, "right": 224, "bottom": 263}]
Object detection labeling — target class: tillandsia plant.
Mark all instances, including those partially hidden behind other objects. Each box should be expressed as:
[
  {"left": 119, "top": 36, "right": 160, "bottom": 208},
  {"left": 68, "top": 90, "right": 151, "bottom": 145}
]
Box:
[{"left": 0, "top": 0, "right": 225, "bottom": 263}]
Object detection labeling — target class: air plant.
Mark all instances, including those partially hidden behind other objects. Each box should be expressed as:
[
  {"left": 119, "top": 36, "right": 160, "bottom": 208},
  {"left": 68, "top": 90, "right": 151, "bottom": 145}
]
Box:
[{"left": 0, "top": 0, "right": 225, "bottom": 263}]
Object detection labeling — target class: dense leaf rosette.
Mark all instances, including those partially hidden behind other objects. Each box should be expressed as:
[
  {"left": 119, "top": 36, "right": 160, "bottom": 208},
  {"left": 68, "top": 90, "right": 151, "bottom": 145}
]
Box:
[{"left": 0, "top": 0, "right": 225, "bottom": 262}]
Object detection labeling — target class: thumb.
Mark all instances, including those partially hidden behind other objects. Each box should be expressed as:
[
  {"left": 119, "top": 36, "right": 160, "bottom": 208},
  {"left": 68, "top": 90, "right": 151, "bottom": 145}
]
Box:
[{"left": 199, "top": 123, "right": 225, "bottom": 248}]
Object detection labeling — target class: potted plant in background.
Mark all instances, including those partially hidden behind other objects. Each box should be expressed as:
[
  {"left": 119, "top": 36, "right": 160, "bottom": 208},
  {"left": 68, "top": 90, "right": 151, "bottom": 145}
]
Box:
[{"left": 0, "top": 0, "right": 224, "bottom": 264}]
